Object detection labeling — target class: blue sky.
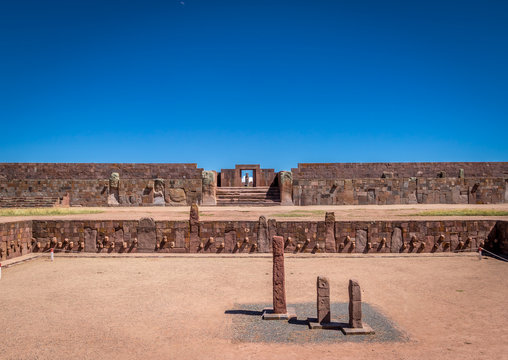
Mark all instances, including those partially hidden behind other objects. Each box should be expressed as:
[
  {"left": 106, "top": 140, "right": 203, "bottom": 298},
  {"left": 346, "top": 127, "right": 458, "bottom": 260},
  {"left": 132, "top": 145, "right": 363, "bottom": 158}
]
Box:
[{"left": 0, "top": 0, "right": 507, "bottom": 171}]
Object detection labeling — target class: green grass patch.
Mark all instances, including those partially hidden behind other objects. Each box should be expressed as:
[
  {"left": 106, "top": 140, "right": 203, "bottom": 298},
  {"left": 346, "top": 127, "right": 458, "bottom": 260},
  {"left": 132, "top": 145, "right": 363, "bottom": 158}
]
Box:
[
  {"left": 413, "top": 209, "right": 508, "bottom": 217},
  {"left": 0, "top": 208, "right": 104, "bottom": 217},
  {"left": 273, "top": 210, "right": 326, "bottom": 218}
]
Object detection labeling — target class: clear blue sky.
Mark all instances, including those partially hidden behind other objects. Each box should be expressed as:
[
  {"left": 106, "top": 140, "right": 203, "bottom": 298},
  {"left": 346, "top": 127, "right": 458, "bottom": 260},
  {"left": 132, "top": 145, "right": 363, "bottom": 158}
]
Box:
[{"left": 1, "top": 0, "right": 507, "bottom": 171}]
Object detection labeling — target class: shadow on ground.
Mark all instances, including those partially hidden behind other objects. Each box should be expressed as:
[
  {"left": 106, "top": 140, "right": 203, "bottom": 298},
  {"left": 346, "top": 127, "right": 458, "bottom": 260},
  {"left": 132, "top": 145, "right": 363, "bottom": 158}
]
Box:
[{"left": 225, "top": 302, "right": 409, "bottom": 343}]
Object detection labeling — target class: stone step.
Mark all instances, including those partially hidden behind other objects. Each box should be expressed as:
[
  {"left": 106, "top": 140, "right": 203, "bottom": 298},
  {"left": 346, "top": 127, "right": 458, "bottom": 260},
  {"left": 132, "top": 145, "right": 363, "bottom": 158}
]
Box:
[
  {"left": 0, "top": 196, "right": 60, "bottom": 208},
  {"left": 216, "top": 186, "right": 281, "bottom": 206}
]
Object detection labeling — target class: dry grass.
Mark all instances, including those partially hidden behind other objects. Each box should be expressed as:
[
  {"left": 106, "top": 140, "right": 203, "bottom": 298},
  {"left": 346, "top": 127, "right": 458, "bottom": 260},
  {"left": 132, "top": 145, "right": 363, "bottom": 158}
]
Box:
[
  {"left": 273, "top": 210, "right": 326, "bottom": 218},
  {"left": 412, "top": 209, "right": 508, "bottom": 217},
  {"left": 0, "top": 208, "right": 104, "bottom": 217}
]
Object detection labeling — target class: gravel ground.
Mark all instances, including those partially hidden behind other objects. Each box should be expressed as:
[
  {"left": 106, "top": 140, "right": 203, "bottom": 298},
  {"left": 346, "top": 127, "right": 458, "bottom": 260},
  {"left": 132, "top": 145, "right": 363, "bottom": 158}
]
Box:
[{"left": 227, "top": 302, "right": 408, "bottom": 343}]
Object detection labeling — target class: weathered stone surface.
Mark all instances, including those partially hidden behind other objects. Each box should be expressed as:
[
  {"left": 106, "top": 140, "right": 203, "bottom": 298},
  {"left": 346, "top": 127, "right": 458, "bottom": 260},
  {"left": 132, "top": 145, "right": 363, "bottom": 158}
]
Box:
[
  {"left": 137, "top": 217, "right": 156, "bottom": 251},
  {"left": 317, "top": 276, "right": 330, "bottom": 324},
  {"left": 153, "top": 179, "right": 165, "bottom": 205},
  {"left": 84, "top": 228, "right": 97, "bottom": 252},
  {"left": 278, "top": 171, "right": 293, "bottom": 206},
  {"left": 272, "top": 235, "right": 287, "bottom": 314},
  {"left": 348, "top": 279, "right": 362, "bottom": 328},
  {"left": 325, "top": 212, "right": 335, "bottom": 252},
  {"left": 390, "top": 227, "right": 403, "bottom": 253},
  {"left": 201, "top": 171, "right": 217, "bottom": 205},
  {"left": 107, "top": 172, "right": 120, "bottom": 205},
  {"left": 189, "top": 203, "right": 200, "bottom": 251},
  {"left": 355, "top": 229, "right": 367, "bottom": 253},
  {"left": 167, "top": 188, "right": 187, "bottom": 204},
  {"left": 257, "top": 216, "right": 269, "bottom": 252}
]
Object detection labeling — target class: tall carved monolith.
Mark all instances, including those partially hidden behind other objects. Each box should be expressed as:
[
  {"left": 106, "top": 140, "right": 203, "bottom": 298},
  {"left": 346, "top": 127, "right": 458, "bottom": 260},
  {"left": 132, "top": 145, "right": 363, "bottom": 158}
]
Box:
[
  {"left": 262, "top": 235, "right": 296, "bottom": 320},
  {"left": 278, "top": 171, "right": 293, "bottom": 206},
  {"left": 201, "top": 171, "right": 217, "bottom": 205},
  {"left": 272, "top": 235, "right": 287, "bottom": 314}
]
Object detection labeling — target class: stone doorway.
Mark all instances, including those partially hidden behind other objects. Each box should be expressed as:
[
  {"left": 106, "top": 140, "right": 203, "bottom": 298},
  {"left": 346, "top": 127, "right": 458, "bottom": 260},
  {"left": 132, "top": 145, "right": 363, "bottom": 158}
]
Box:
[{"left": 241, "top": 170, "right": 254, "bottom": 187}]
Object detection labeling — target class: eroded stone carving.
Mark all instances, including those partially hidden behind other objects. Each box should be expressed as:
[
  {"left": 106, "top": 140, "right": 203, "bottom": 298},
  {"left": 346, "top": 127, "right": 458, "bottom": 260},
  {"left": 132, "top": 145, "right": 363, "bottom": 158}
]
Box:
[
  {"left": 317, "top": 276, "right": 331, "bottom": 324},
  {"left": 108, "top": 172, "right": 120, "bottom": 205},
  {"left": 168, "top": 188, "right": 187, "bottom": 204},
  {"left": 153, "top": 178, "right": 165, "bottom": 205},
  {"left": 201, "top": 171, "right": 217, "bottom": 205},
  {"left": 348, "top": 279, "right": 362, "bottom": 328},
  {"left": 278, "top": 171, "right": 293, "bottom": 206}
]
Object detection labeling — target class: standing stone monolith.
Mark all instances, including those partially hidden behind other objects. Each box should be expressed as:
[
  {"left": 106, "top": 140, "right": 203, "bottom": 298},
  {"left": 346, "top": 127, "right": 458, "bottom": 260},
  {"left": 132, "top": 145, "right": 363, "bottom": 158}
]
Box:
[
  {"left": 348, "top": 279, "right": 362, "bottom": 328},
  {"left": 278, "top": 171, "right": 293, "bottom": 206},
  {"left": 339, "top": 278, "right": 374, "bottom": 334},
  {"left": 307, "top": 276, "right": 340, "bottom": 329},
  {"left": 324, "top": 212, "right": 335, "bottom": 252},
  {"left": 317, "top": 276, "right": 331, "bottom": 324},
  {"left": 262, "top": 235, "right": 296, "bottom": 320},
  {"left": 189, "top": 203, "right": 200, "bottom": 252},
  {"left": 272, "top": 235, "right": 287, "bottom": 314}
]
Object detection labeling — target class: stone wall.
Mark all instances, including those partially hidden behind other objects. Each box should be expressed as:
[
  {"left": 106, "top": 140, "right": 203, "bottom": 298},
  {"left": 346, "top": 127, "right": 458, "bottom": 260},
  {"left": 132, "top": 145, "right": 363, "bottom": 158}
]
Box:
[
  {"left": 293, "top": 177, "right": 506, "bottom": 205},
  {"left": 3, "top": 216, "right": 507, "bottom": 263},
  {"left": 0, "top": 163, "right": 202, "bottom": 180},
  {"left": 1, "top": 162, "right": 507, "bottom": 207},
  {"left": 26, "top": 217, "right": 498, "bottom": 254},
  {"left": 0, "top": 178, "right": 202, "bottom": 207},
  {"left": 0, "top": 221, "right": 33, "bottom": 261},
  {"left": 292, "top": 162, "right": 508, "bottom": 179}
]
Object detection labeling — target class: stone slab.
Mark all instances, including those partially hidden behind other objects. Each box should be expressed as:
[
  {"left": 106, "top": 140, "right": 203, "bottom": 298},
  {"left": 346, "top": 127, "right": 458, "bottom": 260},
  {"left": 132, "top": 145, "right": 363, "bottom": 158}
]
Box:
[
  {"left": 307, "top": 319, "right": 342, "bottom": 330},
  {"left": 339, "top": 322, "right": 375, "bottom": 335},
  {"left": 262, "top": 307, "right": 297, "bottom": 320}
]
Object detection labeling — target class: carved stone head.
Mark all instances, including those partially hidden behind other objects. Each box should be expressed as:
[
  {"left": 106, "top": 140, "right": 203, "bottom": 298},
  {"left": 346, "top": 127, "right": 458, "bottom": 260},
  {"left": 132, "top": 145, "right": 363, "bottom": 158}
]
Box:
[
  {"left": 201, "top": 171, "right": 215, "bottom": 186},
  {"left": 109, "top": 172, "right": 120, "bottom": 189}
]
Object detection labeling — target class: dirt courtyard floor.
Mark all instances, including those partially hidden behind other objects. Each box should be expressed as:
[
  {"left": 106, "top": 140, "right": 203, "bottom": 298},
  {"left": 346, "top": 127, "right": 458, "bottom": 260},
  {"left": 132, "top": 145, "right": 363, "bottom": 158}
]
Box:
[
  {"left": 1, "top": 254, "right": 507, "bottom": 359},
  {"left": 2, "top": 203, "right": 508, "bottom": 223}
]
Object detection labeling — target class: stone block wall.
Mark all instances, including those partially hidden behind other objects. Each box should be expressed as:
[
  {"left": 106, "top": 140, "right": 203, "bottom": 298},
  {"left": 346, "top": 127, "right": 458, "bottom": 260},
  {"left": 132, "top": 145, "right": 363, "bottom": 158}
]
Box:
[
  {"left": 1, "top": 162, "right": 507, "bottom": 207},
  {"left": 0, "top": 221, "right": 33, "bottom": 261},
  {"left": 292, "top": 177, "right": 507, "bottom": 205},
  {"left": 292, "top": 162, "right": 508, "bottom": 179},
  {"left": 25, "top": 217, "right": 498, "bottom": 254},
  {"left": 0, "top": 163, "right": 201, "bottom": 180},
  {"left": 0, "top": 163, "right": 203, "bottom": 207},
  {"left": 3, "top": 216, "right": 508, "bottom": 263}
]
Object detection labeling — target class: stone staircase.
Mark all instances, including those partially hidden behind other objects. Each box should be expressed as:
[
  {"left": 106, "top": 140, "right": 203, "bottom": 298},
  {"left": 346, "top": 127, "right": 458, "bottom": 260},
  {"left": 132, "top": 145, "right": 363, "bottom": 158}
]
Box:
[
  {"left": 216, "top": 186, "right": 281, "bottom": 206},
  {"left": 0, "top": 196, "right": 61, "bottom": 208}
]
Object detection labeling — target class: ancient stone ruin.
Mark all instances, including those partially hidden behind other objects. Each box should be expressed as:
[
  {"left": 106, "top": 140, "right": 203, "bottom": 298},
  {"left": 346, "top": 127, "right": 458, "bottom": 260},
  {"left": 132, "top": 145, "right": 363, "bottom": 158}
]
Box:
[
  {"left": 0, "top": 162, "right": 506, "bottom": 207},
  {"left": 262, "top": 235, "right": 296, "bottom": 320},
  {"left": 340, "top": 279, "right": 374, "bottom": 335},
  {"left": 307, "top": 276, "right": 341, "bottom": 330}
]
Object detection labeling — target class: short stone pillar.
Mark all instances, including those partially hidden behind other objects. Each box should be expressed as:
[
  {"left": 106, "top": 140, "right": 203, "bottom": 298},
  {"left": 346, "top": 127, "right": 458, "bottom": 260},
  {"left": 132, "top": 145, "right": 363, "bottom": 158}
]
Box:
[
  {"left": 262, "top": 235, "right": 296, "bottom": 320},
  {"left": 201, "top": 171, "right": 217, "bottom": 205},
  {"left": 278, "top": 171, "right": 293, "bottom": 206},
  {"left": 317, "top": 276, "right": 331, "bottom": 324},
  {"left": 308, "top": 276, "right": 341, "bottom": 329},
  {"left": 348, "top": 279, "right": 362, "bottom": 328},
  {"left": 340, "top": 279, "right": 374, "bottom": 335}
]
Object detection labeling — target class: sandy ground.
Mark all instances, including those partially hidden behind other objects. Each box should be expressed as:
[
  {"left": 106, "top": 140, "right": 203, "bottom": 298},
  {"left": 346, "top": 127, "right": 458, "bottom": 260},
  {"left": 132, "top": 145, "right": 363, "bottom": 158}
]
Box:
[
  {"left": 0, "top": 254, "right": 507, "bottom": 360},
  {"left": 1, "top": 203, "right": 508, "bottom": 223}
]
